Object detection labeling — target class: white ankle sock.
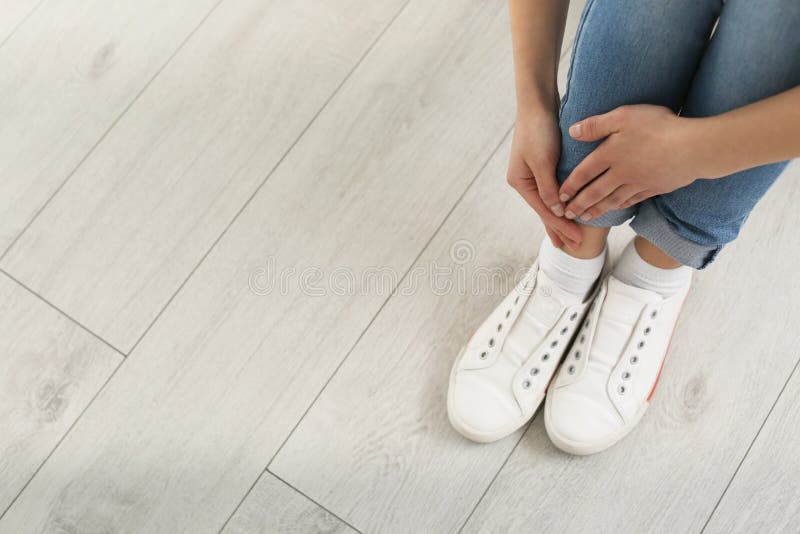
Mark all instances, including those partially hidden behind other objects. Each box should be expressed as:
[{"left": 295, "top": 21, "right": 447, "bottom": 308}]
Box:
[
  {"left": 613, "top": 240, "right": 692, "bottom": 297},
  {"left": 538, "top": 239, "right": 605, "bottom": 300}
]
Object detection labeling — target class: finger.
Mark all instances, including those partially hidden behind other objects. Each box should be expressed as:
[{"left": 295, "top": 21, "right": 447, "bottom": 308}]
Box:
[
  {"left": 580, "top": 184, "right": 644, "bottom": 221},
  {"left": 532, "top": 160, "right": 564, "bottom": 217},
  {"left": 619, "top": 190, "right": 655, "bottom": 209},
  {"left": 563, "top": 172, "right": 622, "bottom": 222},
  {"left": 545, "top": 227, "right": 564, "bottom": 248},
  {"left": 546, "top": 226, "right": 582, "bottom": 252},
  {"left": 553, "top": 227, "right": 580, "bottom": 250},
  {"left": 558, "top": 147, "right": 611, "bottom": 202},
  {"left": 508, "top": 175, "right": 583, "bottom": 243},
  {"left": 568, "top": 106, "right": 625, "bottom": 142}
]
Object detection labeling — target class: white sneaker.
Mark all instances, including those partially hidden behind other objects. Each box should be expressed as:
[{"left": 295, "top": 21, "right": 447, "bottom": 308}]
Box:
[
  {"left": 447, "top": 255, "right": 608, "bottom": 443},
  {"left": 544, "top": 274, "right": 690, "bottom": 455}
]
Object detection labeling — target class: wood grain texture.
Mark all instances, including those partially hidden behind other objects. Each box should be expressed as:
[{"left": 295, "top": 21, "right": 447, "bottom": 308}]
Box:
[
  {"left": 0, "top": 0, "right": 404, "bottom": 353},
  {"left": 261, "top": 5, "right": 591, "bottom": 534},
  {"left": 265, "top": 137, "right": 534, "bottom": 534},
  {"left": 0, "top": 271, "right": 121, "bottom": 513},
  {"left": 0, "top": 0, "right": 41, "bottom": 44},
  {"left": 0, "top": 0, "right": 518, "bottom": 531},
  {"left": 704, "top": 361, "right": 800, "bottom": 533},
  {"left": 222, "top": 473, "right": 356, "bottom": 534},
  {"left": 460, "top": 161, "right": 800, "bottom": 534},
  {"left": 263, "top": 41, "right": 620, "bottom": 534},
  {"left": 0, "top": 0, "right": 220, "bottom": 255}
]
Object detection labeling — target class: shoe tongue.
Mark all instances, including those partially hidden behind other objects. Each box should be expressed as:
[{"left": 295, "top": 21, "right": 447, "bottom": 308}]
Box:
[
  {"left": 605, "top": 276, "right": 662, "bottom": 312},
  {"left": 503, "top": 267, "right": 580, "bottom": 361},
  {"left": 533, "top": 268, "right": 583, "bottom": 307},
  {"left": 590, "top": 277, "right": 662, "bottom": 369}
]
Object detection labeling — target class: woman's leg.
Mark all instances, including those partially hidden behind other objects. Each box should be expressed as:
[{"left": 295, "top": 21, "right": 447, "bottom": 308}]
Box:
[
  {"left": 630, "top": 0, "right": 800, "bottom": 268},
  {"left": 557, "top": 0, "right": 724, "bottom": 229},
  {"left": 544, "top": 0, "right": 724, "bottom": 455}
]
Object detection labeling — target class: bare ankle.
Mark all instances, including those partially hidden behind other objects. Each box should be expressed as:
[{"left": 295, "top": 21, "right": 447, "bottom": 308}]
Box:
[
  {"left": 561, "top": 225, "right": 609, "bottom": 259},
  {"left": 633, "top": 236, "right": 682, "bottom": 269}
]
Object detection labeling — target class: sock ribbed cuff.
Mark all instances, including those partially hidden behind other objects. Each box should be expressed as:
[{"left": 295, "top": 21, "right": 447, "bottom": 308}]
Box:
[
  {"left": 613, "top": 240, "right": 692, "bottom": 297},
  {"left": 538, "top": 239, "right": 605, "bottom": 299}
]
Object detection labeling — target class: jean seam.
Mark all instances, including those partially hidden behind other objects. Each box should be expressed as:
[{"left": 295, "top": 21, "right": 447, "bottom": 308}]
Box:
[{"left": 559, "top": 0, "right": 598, "bottom": 118}]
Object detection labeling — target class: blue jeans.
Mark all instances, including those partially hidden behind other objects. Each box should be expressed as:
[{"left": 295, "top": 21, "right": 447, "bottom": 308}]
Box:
[{"left": 558, "top": 0, "right": 800, "bottom": 268}]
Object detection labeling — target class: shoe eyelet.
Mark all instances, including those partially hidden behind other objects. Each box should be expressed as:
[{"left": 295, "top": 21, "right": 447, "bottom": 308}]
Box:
[
  {"left": 530, "top": 367, "right": 539, "bottom": 376},
  {"left": 574, "top": 351, "right": 581, "bottom": 360},
  {"left": 584, "top": 321, "right": 589, "bottom": 330},
  {"left": 514, "top": 296, "right": 520, "bottom": 305},
  {"left": 622, "top": 371, "right": 631, "bottom": 380},
  {"left": 560, "top": 327, "right": 568, "bottom": 335},
  {"left": 570, "top": 312, "right": 578, "bottom": 321},
  {"left": 644, "top": 327, "right": 651, "bottom": 335},
  {"left": 618, "top": 385, "right": 626, "bottom": 395},
  {"left": 488, "top": 338, "right": 495, "bottom": 347},
  {"left": 579, "top": 335, "right": 585, "bottom": 344},
  {"left": 550, "top": 340, "right": 558, "bottom": 348},
  {"left": 541, "top": 353, "right": 550, "bottom": 362},
  {"left": 568, "top": 365, "right": 576, "bottom": 375},
  {"left": 497, "top": 323, "right": 503, "bottom": 332},
  {"left": 630, "top": 355, "right": 639, "bottom": 364},
  {"left": 522, "top": 379, "right": 531, "bottom": 389},
  {"left": 637, "top": 341, "right": 645, "bottom": 349},
  {"left": 479, "top": 351, "right": 488, "bottom": 360},
  {"left": 506, "top": 310, "right": 511, "bottom": 318},
  {"left": 651, "top": 310, "right": 658, "bottom": 319}
]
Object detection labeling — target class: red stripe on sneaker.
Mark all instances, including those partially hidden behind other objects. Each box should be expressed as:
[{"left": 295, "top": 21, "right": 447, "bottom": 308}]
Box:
[{"left": 647, "top": 294, "right": 688, "bottom": 402}]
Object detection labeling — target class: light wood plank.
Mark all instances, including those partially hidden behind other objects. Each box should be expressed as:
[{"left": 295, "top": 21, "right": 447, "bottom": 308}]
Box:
[
  {"left": 460, "top": 161, "right": 800, "bottom": 533},
  {"left": 0, "top": 0, "right": 518, "bottom": 531},
  {"left": 262, "top": 38, "right": 611, "bottom": 534},
  {"left": 234, "top": 2, "right": 582, "bottom": 532},
  {"left": 222, "top": 473, "right": 356, "bottom": 534},
  {"left": 0, "top": 0, "right": 40, "bottom": 44},
  {"left": 1, "top": 0, "right": 406, "bottom": 354},
  {"left": 0, "top": 271, "right": 121, "bottom": 513},
  {"left": 261, "top": 5, "right": 590, "bottom": 533},
  {"left": 0, "top": 0, "right": 220, "bottom": 254},
  {"left": 704, "top": 362, "right": 800, "bottom": 533},
  {"left": 265, "top": 137, "right": 533, "bottom": 534}
]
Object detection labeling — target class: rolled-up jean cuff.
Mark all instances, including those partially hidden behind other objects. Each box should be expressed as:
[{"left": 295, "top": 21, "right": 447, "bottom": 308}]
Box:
[
  {"left": 577, "top": 206, "right": 635, "bottom": 228},
  {"left": 629, "top": 200, "right": 721, "bottom": 270}
]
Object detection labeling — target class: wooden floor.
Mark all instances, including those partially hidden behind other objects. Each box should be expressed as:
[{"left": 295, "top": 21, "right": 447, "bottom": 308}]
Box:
[{"left": 1, "top": 1, "right": 798, "bottom": 532}]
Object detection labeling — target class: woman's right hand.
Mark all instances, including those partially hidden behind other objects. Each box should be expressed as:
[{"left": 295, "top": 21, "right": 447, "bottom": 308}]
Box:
[{"left": 506, "top": 109, "right": 583, "bottom": 249}]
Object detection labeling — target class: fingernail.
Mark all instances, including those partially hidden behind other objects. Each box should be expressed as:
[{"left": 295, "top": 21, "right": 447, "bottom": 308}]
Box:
[
  {"left": 550, "top": 204, "right": 564, "bottom": 217},
  {"left": 559, "top": 193, "right": 570, "bottom": 202},
  {"left": 582, "top": 212, "right": 592, "bottom": 221},
  {"left": 565, "top": 210, "right": 576, "bottom": 219},
  {"left": 569, "top": 123, "right": 582, "bottom": 137}
]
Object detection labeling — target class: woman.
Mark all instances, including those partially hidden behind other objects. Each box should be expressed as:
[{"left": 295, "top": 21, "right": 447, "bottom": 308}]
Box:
[{"left": 447, "top": 0, "right": 800, "bottom": 454}]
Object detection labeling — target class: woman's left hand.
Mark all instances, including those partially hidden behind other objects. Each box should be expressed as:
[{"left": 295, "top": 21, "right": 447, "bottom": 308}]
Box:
[{"left": 558, "top": 105, "right": 700, "bottom": 221}]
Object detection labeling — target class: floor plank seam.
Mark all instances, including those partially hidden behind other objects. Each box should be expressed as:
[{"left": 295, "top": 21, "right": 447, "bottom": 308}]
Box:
[
  {"left": 456, "top": 416, "right": 537, "bottom": 534},
  {"left": 122, "top": 0, "right": 416, "bottom": 359},
  {"left": 698, "top": 353, "right": 800, "bottom": 533},
  {"left": 0, "top": 355, "right": 125, "bottom": 521},
  {"left": 265, "top": 122, "right": 514, "bottom": 469},
  {"left": 0, "top": 268, "right": 127, "bottom": 358},
  {"left": 224, "top": 469, "right": 365, "bottom": 534},
  {"left": 246, "top": 124, "right": 513, "bottom": 532},
  {"left": 0, "top": 0, "right": 227, "bottom": 265},
  {"left": 0, "top": 0, "right": 46, "bottom": 50}
]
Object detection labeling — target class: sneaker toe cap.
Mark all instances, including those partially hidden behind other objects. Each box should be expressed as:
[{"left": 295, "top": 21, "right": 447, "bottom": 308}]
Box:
[
  {"left": 448, "top": 372, "right": 522, "bottom": 441},
  {"left": 546, "top": 390, "right": 624, "bottom": 453}
]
